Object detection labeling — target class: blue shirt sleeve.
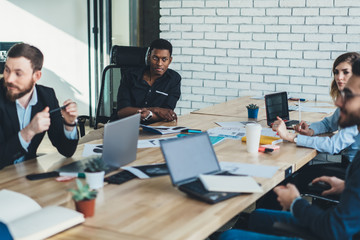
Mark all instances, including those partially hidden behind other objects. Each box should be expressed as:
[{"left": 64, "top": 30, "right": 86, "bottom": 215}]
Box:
[
  {"left": 18, "top": 131, "right": 30, "bottom": 152},
  {"left": 309, "top": 108, "right": 340, "bottom": 135},
  {"left": 296, "top": 125, "right": 359, "bottom": 155},
  {"left": 63, "top": 126, "right": 78, "bottom": 140}
]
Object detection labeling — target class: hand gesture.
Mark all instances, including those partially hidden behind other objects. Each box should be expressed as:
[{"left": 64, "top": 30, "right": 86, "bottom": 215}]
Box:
[
  {"left": 273, "top": 183, "right": 300, "bottom": 210},
  {"left": 272, "top": 117, "right": 297, "bottom": 142},
  {"left": 138, "top": 108, "right": 151, "bottom": 120},
  {"left": 61, "top": 100, "right": 78, "bottom": 127},
  {"left": 294, "top": 121, "right": 314, "bottom": 136},
  {"left": 152, "top": 108, "right": 177, "bottom": 122},
  {"left": 21, "top": 107, "right": 50, "bottom": 142},
  {"left": 312, "top": 176, "right": 345, "bottom": 196}
]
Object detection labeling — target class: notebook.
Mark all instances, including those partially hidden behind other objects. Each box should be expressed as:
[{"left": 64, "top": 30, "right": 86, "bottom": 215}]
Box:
[
  {"left": 160, "top": 132, "right": 241, "bottom": 204},
  {"left": 57, "top": 113, "right": 140, "bottom": 173},
  {"left": 265, "top": 91, "right": 299, "bottom": 128}
]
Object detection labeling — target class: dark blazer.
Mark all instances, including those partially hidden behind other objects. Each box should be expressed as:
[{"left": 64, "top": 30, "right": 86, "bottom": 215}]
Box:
[
  {"left": 0, "top": 79, "right": 78, "bottom": 169},
  {"left": 292, "top": 150, "right": 360, "bottom": 240}
]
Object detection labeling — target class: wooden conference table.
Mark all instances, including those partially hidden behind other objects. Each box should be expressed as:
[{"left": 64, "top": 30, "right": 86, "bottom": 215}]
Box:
[
  {"left": 192, "top": 96, "right": 335, "bottom": 122},
  {"left": 0, "top": 97, "right": 334, "bottom": 240}
]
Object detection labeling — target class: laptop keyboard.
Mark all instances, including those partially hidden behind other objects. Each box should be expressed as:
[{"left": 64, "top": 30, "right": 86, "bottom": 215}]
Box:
[{"left": 105, "top": 170, "right": 137, "bottom": 185}]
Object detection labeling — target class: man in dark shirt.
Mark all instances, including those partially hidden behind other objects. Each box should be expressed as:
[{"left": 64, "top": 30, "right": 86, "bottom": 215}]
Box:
[
  {"left": 220, "top": 59, "right": 360, "bottom": 239},
  {"left": 78, "top": 39, "right": 181, "bottom": 144},
  {"left": 117, "top": 38, "right": 181, "bottom": 123}
]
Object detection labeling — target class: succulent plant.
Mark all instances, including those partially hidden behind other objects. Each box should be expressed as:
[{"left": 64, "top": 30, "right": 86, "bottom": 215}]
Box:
[
  {"left": 84, "top": 156, "right": 108, "bottom": 173},
  {"left": 246, "top": 103, "right": 259, "bottom": 109},
  {"left": 68, "top": 179, "right": 97, "bottom": 201}
]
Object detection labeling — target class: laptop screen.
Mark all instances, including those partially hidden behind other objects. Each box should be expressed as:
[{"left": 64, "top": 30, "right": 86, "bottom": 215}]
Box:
[
  {"left": 265, "top": 91, "right": 290, "bottom": 126},
  {"left": 160, "top": 133, "right": 221, "bottom": 186}
]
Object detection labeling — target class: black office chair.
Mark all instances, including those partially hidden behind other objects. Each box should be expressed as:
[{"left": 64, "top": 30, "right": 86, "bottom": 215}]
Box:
[
  {"left": 293, "top": 154, "right": 348, "bottom": 210},
  {"left": 94, "top": 45, "right": 149, "bottom": 129}
]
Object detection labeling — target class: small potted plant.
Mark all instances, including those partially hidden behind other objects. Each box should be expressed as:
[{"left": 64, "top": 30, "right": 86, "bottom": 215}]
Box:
[
  {"left": 246, "top": 103, "right": 259, "bottom": 119},
  {"left": 84, "top": 156, "right": 108, "bottom": 189},
  {"left": 69, "top": 179, "right": 97, "bottom": 217}
]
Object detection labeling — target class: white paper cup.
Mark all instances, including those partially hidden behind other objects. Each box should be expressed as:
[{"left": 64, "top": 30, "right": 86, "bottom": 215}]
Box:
[
  {"left": 85, "top": 171, "right": 105, "bottom": 189},
  {"left": 245, "top": 123, "right": 262, "bottom": 153}
]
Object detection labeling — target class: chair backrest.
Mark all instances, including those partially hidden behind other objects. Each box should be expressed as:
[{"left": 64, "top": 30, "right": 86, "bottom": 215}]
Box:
[
  {"left": 110, "top": 45, "right": 149, "bottom": 66},
  {"left": 94, "top": 46, "right": 149, "bottom": 129}
]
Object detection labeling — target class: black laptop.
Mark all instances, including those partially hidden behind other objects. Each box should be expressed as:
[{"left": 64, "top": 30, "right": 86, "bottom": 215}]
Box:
[
  {"left": 160, "top": 132, "right": 241, "bottom": 204},
  {"left": 265, "top": 91, "right": 299, "bottom": 128}
]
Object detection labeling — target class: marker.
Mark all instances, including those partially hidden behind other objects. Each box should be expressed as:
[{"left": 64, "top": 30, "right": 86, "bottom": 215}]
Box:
[
  {"left": 180, "top": 129, "right": 202, "bottom": 133},
  {"left": 258, "top": 147, "right": 274, "bottom": 153},
  {"left": 49, "top": 102, "right": 72, "bottom": 114},
  {"left": 59, "top": 172, "right": 86, "bottom": 178}
]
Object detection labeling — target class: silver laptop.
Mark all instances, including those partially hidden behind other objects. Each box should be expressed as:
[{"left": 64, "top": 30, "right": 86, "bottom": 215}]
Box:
[{"left": 57, "top": 113, "right": 140, "bottom": 173}]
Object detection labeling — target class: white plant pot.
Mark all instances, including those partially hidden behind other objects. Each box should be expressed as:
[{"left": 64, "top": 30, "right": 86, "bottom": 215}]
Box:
[{"left": 85, "top": 171, "right": 105, "bottom": 189}]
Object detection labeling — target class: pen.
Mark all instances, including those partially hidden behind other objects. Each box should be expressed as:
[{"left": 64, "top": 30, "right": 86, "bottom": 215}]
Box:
[
  {"left": 298, "top": 99, "right": 301, "bottom": 129},
  {"left": 181, "top": 129, "right": 202, "bottom": 133},
  {"left": 289, "top": 98, "right": 306, "bottom": 102},
  {"left": 59, "top": 172, "right": 86, "bottom": 178},
  {"left": 49, "top": 102, "right": 72, "bottom": 114}
]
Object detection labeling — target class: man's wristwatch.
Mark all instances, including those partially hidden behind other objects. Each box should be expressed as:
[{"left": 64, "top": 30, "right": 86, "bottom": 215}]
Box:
[
  {"left": 293, "top": 136, "right": 298, "bottom": 143},
  {"left": 144, "top": 111, "right": 153, "bottom": 121}
]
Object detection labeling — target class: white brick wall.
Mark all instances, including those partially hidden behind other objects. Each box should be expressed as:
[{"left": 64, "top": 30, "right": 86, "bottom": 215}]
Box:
[{"left": 160, "top": 0, "right": 360, "bottom": 115}]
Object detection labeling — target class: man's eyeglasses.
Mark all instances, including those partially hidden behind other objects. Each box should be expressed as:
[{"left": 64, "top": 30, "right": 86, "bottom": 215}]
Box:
[{"left": 340, "top": 89, "right": 360, "bottom": 102}]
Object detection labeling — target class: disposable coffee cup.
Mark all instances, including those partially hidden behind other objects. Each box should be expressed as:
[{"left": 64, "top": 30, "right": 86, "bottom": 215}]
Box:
[{"left": 245, "top": 123, "right": 262, "bottom": 153}]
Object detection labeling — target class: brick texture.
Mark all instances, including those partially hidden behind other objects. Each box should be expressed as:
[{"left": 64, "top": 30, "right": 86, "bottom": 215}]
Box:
[{"left": 159, "top": 0, "right": 360, "bottom": 114}]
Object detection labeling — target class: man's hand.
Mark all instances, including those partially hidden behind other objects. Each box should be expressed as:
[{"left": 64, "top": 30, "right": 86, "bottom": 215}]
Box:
[
  {"left": 273, "top": 183, "right": 300, "bottom": 210},
  {"left": 61, "top": 100, "right": 78, "bottom": 131},
  {"left": 312, "top": 176, "right": 345, "bottom": 196},
  {"left": 272, "top": 116, "right": 297, "bottom": 142},
  {"left": 150, "top": 107, "right": 177, "bottom": 122},
  {"left": 21, "top": 107, "right": 51, "bottom": 142},
  {"left": 294, "top": 121, "right": 314, "bottom": 136},
  {"left": 138, "top": 108, "right": 151, "bottom": 121}
]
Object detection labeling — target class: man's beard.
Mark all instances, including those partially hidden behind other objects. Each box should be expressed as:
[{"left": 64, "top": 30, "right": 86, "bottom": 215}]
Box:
[
  {"left": 338, "top": 107, "right": 360, "bottom": 128},
  {"left": 4, "top": 81, "right": 34, "bottom": 102}
]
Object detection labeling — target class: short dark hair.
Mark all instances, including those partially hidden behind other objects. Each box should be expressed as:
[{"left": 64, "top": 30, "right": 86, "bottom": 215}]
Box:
[
  {"left": 149, "top": 38, "right": 172, "bottom": 56},
  {"left": 7, "top": 43, "right": 44, "bottom": 72},
  {"left": 353, "top": 59, "right": 360, "bottom": 76}
]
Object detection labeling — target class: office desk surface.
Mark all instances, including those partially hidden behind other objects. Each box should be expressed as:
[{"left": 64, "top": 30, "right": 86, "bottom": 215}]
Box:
[
  {"left": 191, "top": 96, "right": 336, "bottom": 122},
  {"left": 0, "top": 113, "right": 322, "bottom": 240}
]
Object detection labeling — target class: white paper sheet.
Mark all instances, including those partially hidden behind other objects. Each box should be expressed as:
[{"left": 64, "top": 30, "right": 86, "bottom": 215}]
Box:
[
  {"left": 216, "top": 121, "right": 256, "bottom": 128},
  {"left": 220, "top": 162, "right": 279, "bottom": 178},
  {"left": 288, "top": 105, "right": 335, "bottom": 114},
  {"left": 82, "top": 144, "right": 102, "bottom": 157},
  {"left": 199, "top": 175, "right": 263, "bottom": 193},
  {"left": 207, "top": 127, "right": 245, "bottom": 139}
]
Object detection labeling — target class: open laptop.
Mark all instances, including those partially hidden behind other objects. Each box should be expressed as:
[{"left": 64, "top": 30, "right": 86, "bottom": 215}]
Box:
[
  {"left": 265, "top": 91, "right": 299, "bottom": 128},
  {"left": 57, "top": 113, "right": 140, "bottom": 173},
  {"left": 160, "top": 132, "right": 241, "bottom": 204}
]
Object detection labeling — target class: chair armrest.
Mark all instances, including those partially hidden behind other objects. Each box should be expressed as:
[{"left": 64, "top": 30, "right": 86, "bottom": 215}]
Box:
[
  {"left": 301, "top": 193, "right": 340, "bottom": 204},
  {"left": 77, "top": 115, "right": 90, "bottom": 137},
  {"left": 273, "top": 221, "right": 318, "bottom": 240}
]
